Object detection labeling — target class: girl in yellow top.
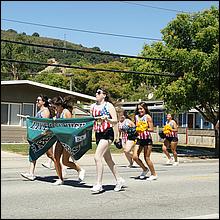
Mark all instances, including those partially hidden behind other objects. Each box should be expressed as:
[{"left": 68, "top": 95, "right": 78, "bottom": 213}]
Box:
[
  {"left": 133, "top": 102, "right": 157, "bottom": 181},
  {"left": 162, "top": 113, "right": 179, "bottom": 166}
]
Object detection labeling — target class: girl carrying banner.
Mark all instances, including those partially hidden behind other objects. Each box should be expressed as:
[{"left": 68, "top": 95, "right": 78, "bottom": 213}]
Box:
[
  {"left": 90, "top": 88, "right": 125, "bottom": 193},
  {"left": 21, "top": 94, "right": 56, "bottom": 181},
  {"left": 51, "top": 96, "right": 86, "bottom": 185}
]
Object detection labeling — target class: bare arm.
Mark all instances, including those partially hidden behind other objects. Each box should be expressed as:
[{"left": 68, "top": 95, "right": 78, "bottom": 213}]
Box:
[
  {"left": 41, "top": 108, "right": 50, "bottom": 118},
  {"left": 147, "top": 115, "right": 154, "bottom": 132},
  {"left": 107, "top": 103, "right": 119, "bottom": 141},
  {"left": 128, "top": 119, "right": 135, "bottom": 127},
  {"left": 63, "top": 109, "right": 72, "bottom": 119},
  {"left": 172, "top": 120, "right": 178, "bottom": 132}
]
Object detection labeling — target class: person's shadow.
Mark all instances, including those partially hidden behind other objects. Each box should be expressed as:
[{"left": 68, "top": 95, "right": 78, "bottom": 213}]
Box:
[{"left": 35, "top": 175, "right": 91, "bottom": 188}]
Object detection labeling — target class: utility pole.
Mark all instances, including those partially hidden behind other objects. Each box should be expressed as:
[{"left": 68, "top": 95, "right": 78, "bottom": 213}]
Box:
[
  {"left": 70, "top": 77, "right": 73, "bottom": 91},
  {"left": 63, "top": 34, "right": 66, "bottom": 53}
]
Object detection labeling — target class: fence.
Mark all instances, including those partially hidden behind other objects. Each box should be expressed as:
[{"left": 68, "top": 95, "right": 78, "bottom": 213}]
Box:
[
  {"left": 1, "top": 125, "right": 216, "bottom": 148},
  {"left": 152, "top": 127, "right": 215, "bottom": 148}
]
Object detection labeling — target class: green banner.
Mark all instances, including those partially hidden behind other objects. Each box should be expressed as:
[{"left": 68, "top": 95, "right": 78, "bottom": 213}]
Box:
[{"left": 26, "top": 116, "right": 95, "bottom": 161}]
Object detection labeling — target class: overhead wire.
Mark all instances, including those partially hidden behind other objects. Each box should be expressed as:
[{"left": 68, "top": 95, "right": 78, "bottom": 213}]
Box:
[
  {"left": 119, "top": 1, "right": 190, "bottom": 13},
  {"left": 1, "top": 58, "right": 178, "bottom": 78},
  {"left": 2, "top": 18, "right": 163, "bottom": 41},
  {"left": 1, "top": 39, "right": 178, "bottom": 62}
]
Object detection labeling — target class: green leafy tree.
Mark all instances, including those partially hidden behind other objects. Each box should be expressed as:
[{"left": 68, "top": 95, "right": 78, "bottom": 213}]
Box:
[
  {"left": 128, "top": 6, "right": 219, "bottom": 154},
  {"left": 65, "top": 61, "right": 131, "bottom": 102},
  {"left": 1, "top": 35, "right": 31, "bottom": 79},
  {"left": 30, "top": 73, "right": 69, "bottom": 89}
]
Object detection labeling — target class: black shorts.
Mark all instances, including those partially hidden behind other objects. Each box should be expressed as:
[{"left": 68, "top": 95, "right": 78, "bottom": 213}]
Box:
[
  {"left": 95, "top": 127, "right": 114, "bottom": 145},
  {"left": 136, "top": 138, "right": 153, "bottom": 146},
  {"left": 165, "top": 136, "right": 178, "bottom": 142},
  {"left": 127, "top": 134, "right": 137, "bottom": 141},
  {"left": 127, "top": 127, "right": 137, "bottom": 141}
]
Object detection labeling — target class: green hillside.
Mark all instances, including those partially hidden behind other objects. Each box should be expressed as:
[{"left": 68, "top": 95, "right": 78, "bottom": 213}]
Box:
[{"left": 1, "top": 29, "right": 121, "bottom": 79}]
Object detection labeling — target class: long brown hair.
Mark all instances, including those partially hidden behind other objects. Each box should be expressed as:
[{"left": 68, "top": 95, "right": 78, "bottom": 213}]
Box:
[
  {"left": 51, "top": 95, "right": 75, "bottom": 114},
  {"left": 135, "top": 102, "right": 151, "bottom": 116},
  {"left": 39, "top": 94, "right": 55, "bottom": 118}
]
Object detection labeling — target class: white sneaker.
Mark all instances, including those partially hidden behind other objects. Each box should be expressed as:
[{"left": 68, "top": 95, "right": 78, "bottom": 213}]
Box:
[
  {"left": 78, "top": 168, "right": 85, "bottom": 182},
  {"left": 166, "top": 158, "right": 174, "bottom": 165},
  {"left": 173, "top": 161, "right": 179, "bottom": 166},
  {"left": 139, "top": 168, "right": 149, "bottom": 179},
  {"left": 147, "top": 175, "right": 158, "bottom": 181},
  {"left": 52, "top": 179, "right": 64, "bottom": 186},
  {"left": 91, "top": 184, "right": 104, "bottom": 193},
  {"left": 21, "top": 173, "right": 36, "bottom": 181},
  {"left": 114, "top": 177, "right": 125, "bottom": 192}
]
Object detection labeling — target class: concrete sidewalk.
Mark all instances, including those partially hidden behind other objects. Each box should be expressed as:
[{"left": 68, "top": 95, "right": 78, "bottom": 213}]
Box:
[{"left": 1, "top": 150, "right": 214, "bottom": 167}]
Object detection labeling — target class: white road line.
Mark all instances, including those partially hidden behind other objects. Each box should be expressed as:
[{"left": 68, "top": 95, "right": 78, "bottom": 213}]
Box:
[{"left": 182, "top": 213, "right": 219, "bottom": 219}]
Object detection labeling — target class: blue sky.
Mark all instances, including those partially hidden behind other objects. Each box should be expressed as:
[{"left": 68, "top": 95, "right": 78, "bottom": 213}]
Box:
[{"left": 1, "top": 1, "right": 219, "bottom": 56}]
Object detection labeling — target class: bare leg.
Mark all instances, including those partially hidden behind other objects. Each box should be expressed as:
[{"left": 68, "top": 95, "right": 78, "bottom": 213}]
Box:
[
  {"left": 170, "top": 141, "right": 178, "bottom": 162},
  {"left": 132, "top": 145, "right": 148, "bottom": 172},
  {"left": 94, "top": 139, "right": 109, "bottom": 185},
  {"left": 162, "top": 139, "right": 172, "bottom": 160},
  {"left": 143, "top": 145, "right": 156, "bottom": 176},
  {"left": 54, "top": 142, "right": 64, "bottom": 181},
  {"left": 62, "top": 149, "right": 81, "bottom": 172},
  {"left": 29, "top": 160, "right": 36, "bottom": 175},
  {"left": 123, "top": 140, "right": 134, "bottom": 166},
  {"left": 103, "top": 146, "right": 121, "bottom": 181}
]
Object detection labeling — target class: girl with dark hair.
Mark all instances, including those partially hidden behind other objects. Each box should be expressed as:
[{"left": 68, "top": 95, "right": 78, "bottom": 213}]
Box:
[
  {"left": 118, "top": 109, "right": 136, "bottom": 167},
  {"left": 51, "top": 95, "right": 85, "bottom": 185},
  {"left": 133, "top": 102, "right": 157, "bottom": 181},
  {"left": 162, "top": 113, "right": 179, "bottom": 166},
  {"left": 90, "top": 88, "right": 125, "bottom": 193},
  {"left": 21, "top": 94, "right": 56, "bottom": 181}
]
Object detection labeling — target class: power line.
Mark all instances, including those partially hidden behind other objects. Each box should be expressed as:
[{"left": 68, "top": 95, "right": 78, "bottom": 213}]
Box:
[
  {"left": 1, "top": 58, "right": 178, "bottom": 77},
  {"left": 2, "top": 18, "right": 163, "bottom": 41},
  {"left": 1, "top": 39, "right": 178, "bottom": 62},
  {"left": 120, "top": 1, "right": 190, "bottom": 13}
]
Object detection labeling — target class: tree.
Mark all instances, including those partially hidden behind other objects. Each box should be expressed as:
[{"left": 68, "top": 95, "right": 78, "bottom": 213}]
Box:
[
  {"left": 32, "top": 32, "right": 40, "bottom": 37},
  {"left": 1, "top": 35, "right": 31, "bottom": 79},
  {"left": 126, "top": 6, "right": 219, "bottom": 155}
]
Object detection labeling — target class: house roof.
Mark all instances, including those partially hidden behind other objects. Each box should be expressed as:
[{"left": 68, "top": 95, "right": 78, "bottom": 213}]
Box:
[{"left": 1, "top": 80, "right": 96, "bottom": 102}]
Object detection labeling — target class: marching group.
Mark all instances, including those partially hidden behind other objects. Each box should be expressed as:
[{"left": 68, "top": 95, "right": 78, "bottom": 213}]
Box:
[{"left": 21, "top": 88, "right": 179, "bottom": 194}]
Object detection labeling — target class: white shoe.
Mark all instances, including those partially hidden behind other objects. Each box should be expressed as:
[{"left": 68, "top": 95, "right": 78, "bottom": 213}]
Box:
[
  {"left": 52, "top": 179, "right": 64, "bottom": 185},
  {"left": 147, "top": 175, "right": 158, "bottom": 181},
  {"left": 166, "top": 158, "right": 174, "bottom": 165},
  {"left": 91, "top": 184, "right": 104, "bottom": 193},
  {"left": 114, "top": 177, "right": 125, "bottom": 192},
  {"left": 21, "top": 173, "right": 36, "bottom": 181},
  {"left": 173, "top": 161, "right": 179, "bottom": 166},
  {"left": 139, "top": 168, "right": 149, "bottom": 179},
  {"left": 78, "top": 168, "right": 85, "bottom": 182}
]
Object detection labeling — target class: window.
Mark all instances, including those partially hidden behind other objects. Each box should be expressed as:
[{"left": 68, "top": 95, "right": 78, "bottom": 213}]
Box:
[
  {"left": 1, "top": 102, "right": 34, "bottom": 126},
  {"left": 1, "top": 103, "right": 9, "bottom": 124},
  {"left": 152, "top": 112, "right": 164, "bottom": 127},
  {"left": 178, "top": 113, "right": 187, "bottom": 127},
  {"left": 9, "top": 103, "right": 21, "bottom": 125},
  {"left": 22, "top": 103, "right": 35, "bottom": 126}
]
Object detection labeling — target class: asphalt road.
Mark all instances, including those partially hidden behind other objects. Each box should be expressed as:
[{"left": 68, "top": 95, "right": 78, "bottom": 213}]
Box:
[{"left": 1, "top": 151, "right": 219, "bottom": 219}]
